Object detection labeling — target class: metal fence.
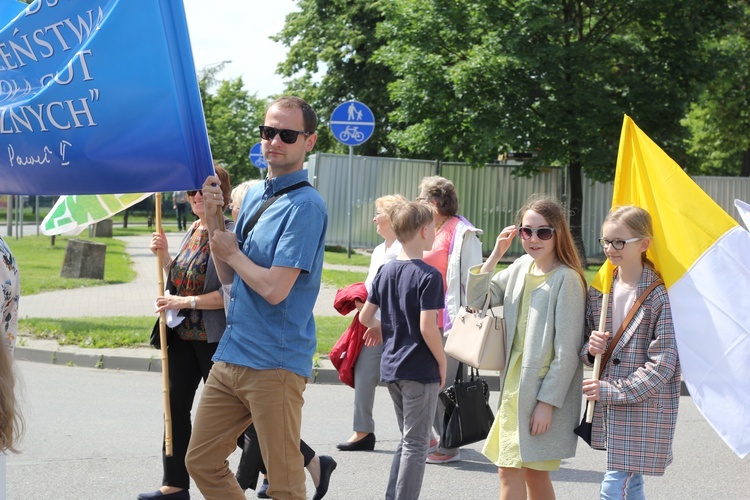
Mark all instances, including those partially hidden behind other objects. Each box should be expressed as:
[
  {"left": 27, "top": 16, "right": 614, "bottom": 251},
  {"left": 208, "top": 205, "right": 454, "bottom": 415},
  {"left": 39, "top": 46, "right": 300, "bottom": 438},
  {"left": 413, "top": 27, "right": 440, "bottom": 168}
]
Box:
[{"left": 307, "top": 153, "right": 750, "bottom": 260}]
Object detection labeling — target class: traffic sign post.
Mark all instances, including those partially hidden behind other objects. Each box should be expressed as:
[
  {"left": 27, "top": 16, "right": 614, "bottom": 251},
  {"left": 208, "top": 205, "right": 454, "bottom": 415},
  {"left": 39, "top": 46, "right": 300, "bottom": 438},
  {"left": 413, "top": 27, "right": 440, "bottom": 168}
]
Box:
[{"left": 330, "top": 101, "right": 375, "bottom": 258}]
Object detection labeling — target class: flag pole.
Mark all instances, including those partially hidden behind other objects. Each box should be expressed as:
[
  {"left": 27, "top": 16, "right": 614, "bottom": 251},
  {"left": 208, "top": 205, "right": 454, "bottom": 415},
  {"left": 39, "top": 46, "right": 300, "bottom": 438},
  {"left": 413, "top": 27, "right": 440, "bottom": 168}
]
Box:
[
  {"left": 586, "top": 292, "right": 609, "bottom": 423},
  {"left": 154, "top": 192, "right": 173, "bottom": 456}
]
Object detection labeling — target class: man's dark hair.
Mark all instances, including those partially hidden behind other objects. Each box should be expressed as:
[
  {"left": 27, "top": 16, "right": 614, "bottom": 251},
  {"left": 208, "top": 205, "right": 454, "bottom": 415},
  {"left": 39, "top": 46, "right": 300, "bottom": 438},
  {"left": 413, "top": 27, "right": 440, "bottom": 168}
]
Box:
[{"left": 268, "top": 96, "right": 318, "bottom": 134}]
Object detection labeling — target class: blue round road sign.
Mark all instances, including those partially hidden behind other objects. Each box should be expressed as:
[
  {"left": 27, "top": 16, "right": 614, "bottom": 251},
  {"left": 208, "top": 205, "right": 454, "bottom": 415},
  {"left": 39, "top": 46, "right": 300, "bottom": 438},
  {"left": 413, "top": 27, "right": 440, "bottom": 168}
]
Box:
[
  {"left": 248, "top": 142, "right": 267, "bottom": 169},
  {"left": 330, "top": 101, "right": 375, "bottom": 146}
]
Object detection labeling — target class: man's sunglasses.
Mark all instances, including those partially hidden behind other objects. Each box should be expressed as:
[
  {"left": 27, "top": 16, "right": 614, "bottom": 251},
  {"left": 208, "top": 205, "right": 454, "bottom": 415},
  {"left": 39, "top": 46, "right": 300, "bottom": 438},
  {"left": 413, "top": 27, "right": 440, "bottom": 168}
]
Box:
[
  {"left": 187, "top": 189, "right": 202, "bottom": 197},
  {"left": 259, "top": 125, "right": 310, "bottom": 144},
  {"left": 518, "top": 226, "right": 555, "bottom": 241}
]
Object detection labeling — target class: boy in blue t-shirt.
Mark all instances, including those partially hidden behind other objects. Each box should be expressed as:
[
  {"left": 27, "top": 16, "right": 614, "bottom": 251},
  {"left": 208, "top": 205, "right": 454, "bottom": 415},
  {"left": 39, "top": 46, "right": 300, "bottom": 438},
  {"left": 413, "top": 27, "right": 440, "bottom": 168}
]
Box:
[{"left": 360, "top": 200, "right": 447, "bottom": 500}]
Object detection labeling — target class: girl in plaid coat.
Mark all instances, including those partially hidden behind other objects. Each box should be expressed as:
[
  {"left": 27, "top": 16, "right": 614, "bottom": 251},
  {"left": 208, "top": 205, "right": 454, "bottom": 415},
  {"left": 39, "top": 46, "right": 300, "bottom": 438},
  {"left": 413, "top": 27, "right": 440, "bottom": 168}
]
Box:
[{"left": 582, "top": 206, "right": 681, "bottom": 499}]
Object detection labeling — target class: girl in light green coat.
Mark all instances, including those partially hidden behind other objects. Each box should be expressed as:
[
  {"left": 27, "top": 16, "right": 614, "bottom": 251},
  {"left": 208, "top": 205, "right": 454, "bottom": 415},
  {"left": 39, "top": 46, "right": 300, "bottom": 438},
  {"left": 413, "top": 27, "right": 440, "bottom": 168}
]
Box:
[{"left": 466, "top": 195, "right": 586, "bottom": 500}]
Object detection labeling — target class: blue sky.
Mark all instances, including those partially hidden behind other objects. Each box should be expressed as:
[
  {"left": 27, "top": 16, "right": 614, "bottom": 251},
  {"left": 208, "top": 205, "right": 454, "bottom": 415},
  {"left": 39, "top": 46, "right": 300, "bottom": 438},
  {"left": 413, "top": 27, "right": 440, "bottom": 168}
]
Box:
[{"left": 183, "top": 0, "right": 296, "bottom": 99}]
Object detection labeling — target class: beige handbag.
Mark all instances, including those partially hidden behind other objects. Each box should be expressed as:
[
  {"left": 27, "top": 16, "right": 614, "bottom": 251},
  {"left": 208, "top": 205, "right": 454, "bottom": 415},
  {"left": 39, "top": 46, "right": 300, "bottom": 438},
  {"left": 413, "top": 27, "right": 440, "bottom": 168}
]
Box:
[{"left": 445, "top": 295, "right": 506, "bottom": 371}]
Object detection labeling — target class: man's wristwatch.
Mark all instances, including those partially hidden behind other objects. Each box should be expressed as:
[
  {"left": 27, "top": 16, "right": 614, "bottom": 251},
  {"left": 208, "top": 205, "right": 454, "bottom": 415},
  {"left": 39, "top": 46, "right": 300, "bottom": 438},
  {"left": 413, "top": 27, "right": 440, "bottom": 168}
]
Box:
[{"left": 190, "top": 296, "right": 197, "bottom": 310}]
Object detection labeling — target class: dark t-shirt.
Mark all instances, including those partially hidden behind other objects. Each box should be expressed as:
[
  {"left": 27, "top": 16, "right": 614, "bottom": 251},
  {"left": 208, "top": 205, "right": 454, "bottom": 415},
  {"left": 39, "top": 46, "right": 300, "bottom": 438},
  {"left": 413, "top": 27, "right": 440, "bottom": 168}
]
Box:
[{"left": 368, "top": 259, "right": 445, "bottom": 383}]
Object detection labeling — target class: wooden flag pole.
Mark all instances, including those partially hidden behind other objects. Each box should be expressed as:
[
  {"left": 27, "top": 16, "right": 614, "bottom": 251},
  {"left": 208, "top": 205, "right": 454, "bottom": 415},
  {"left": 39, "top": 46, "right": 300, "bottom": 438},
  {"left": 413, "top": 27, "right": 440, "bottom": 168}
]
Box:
[
  {"left": 154, "top": 193, "right": 173, "bottom": 456},
  {"left": 586, "top": 293, "right": 609, "bottom": 423}
]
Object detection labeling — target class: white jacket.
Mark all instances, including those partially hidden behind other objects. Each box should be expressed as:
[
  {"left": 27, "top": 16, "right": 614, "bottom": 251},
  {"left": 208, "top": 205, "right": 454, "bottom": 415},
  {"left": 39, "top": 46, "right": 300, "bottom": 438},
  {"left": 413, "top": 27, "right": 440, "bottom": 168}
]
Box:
[{"left": 443, "top": 215, "right": 483, "bottom": 330}]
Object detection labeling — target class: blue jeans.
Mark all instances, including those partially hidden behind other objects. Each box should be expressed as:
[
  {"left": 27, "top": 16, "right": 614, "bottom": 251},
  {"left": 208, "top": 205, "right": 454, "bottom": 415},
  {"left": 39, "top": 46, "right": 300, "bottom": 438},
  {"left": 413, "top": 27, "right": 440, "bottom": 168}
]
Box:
[
  {"left": 601, "top": 470, "right": 645, "bottom": 500},
  {"left": 386, "top": 380, "right": 439, "bottom": 500}
]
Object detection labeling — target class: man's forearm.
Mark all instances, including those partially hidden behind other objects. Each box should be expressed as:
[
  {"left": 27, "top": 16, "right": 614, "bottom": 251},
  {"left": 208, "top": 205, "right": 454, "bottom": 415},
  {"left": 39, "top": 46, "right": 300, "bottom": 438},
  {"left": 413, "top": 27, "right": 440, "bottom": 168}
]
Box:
[{"left": 226, "top": 251, "right": 300, "bottom": 305}]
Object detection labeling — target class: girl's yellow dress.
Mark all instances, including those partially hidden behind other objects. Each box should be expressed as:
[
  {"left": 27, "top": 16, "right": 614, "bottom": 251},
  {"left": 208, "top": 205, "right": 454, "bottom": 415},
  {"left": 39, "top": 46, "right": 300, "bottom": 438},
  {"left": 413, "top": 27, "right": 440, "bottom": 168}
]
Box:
[{"left": 482, "top": 268, "right": 559, "bottom": 471}]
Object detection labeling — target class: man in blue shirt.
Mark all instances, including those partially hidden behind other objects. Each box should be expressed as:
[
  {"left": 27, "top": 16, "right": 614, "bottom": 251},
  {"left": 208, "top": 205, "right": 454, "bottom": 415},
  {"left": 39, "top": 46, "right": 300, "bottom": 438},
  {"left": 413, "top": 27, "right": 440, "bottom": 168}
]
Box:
[{"left": 186, "top": 96, "right": 328, "bottom": 500}]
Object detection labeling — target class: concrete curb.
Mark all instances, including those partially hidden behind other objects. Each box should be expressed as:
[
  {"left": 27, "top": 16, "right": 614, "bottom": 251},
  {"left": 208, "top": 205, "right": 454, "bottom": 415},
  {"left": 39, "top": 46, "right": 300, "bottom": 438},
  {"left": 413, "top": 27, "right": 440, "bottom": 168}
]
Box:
[
  {"left": 15, "top": 346, "right": 163, "bottom": 373},
  {"left": 14, "top": 344, "right": 689, "bottom": 395}
]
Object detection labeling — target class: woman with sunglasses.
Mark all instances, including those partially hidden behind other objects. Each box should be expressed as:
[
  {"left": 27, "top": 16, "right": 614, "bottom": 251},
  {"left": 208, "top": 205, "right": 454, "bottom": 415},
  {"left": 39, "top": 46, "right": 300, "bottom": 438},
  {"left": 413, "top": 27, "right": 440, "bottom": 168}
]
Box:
[
  {"left": 466, "top": 194, "right": 586, "bottom": 500},
  {"left": 139, "top": 166, "right": 233, "bottom": 500},
  {"left": 417, "top": 176, "right": 483, "bottom": 464}
]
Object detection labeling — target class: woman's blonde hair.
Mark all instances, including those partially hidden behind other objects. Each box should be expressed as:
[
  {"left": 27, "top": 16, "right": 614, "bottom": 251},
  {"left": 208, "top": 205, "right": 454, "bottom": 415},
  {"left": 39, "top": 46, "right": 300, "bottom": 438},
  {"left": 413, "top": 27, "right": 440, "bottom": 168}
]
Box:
[
  {"left": 231, "top": 179, "right": 261, "bottom": 207},
  {"left": 604, "top": 205, "right": 658, "bottom": 272},
  {"left": 516, "top": 194, "right": 586, "bottom": 287},
  {"left": 375, "top": 194, "right": 407, "bottom": 214},
  {"left": 0, "top": 344, "right": 23, "bottom": 453}
]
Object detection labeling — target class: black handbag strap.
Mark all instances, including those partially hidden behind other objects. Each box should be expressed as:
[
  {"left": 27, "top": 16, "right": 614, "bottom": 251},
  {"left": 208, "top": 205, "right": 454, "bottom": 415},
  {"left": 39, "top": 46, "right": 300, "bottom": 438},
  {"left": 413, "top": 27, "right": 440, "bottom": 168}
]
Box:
[
  {"left": 242, "top": 181, "right": 312, "bottom": 241},
  {"left": 453, "top": 362, "right": 480, "bottom": 384}
]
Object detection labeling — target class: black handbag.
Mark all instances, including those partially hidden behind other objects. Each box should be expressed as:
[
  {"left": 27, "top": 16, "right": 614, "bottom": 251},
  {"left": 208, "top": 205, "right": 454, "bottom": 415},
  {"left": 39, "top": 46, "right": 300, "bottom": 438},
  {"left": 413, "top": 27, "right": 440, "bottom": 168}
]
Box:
[
  {"left": 439, "top": 362, "right": 495, "bottom": 449},
  {"left": 573, "top": 402, "right": 594, "bottom": 446}
]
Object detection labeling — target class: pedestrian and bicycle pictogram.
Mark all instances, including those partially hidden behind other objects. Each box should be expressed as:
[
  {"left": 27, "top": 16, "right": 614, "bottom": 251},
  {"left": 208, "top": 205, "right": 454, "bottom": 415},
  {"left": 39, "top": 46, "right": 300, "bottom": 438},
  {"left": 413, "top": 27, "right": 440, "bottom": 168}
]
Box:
[{"left": 330, "top": 101, "right": 375, "bottom": 146}]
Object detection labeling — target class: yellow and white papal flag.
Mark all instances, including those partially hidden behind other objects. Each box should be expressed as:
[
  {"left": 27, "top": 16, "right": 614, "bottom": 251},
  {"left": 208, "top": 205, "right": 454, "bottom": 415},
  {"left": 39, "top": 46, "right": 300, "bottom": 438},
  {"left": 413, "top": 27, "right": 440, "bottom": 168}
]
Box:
[{"left": 591, "top": 116, "right": 750, "bottom": 458}]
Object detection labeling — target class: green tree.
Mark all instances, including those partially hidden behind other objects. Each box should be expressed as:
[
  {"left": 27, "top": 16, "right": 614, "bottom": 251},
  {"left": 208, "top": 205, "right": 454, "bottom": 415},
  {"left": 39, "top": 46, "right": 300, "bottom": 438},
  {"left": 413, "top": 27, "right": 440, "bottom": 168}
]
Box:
[
  {"left": 683, "top": 4, "right": 750, "bottom": 177},
  {"left": 274, "top": 0, "right": 399, "bottom": 156},
  {"left": 199, "top": 68, "right": 268, "bottom": 183},
  {"left": 377, "top": 0, "right": 736, "bottom": 263}
]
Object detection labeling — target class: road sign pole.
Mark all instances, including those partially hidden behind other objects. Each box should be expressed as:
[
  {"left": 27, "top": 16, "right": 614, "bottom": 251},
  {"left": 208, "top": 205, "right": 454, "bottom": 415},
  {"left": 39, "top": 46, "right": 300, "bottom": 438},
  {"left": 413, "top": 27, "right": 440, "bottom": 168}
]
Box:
[
  {"left": 330, "top": 100, "right": 375, "bottom": 258},
  {"left": 347, "top": 145, "right": 353, "bottom": 258}
]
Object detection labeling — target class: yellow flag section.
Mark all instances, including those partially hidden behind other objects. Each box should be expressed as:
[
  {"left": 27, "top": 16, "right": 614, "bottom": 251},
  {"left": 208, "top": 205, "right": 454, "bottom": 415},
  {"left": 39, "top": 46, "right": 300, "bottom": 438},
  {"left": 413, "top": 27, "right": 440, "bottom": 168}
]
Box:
[{"left": 592, "top": 115, "right": 750, "bottom": 458}]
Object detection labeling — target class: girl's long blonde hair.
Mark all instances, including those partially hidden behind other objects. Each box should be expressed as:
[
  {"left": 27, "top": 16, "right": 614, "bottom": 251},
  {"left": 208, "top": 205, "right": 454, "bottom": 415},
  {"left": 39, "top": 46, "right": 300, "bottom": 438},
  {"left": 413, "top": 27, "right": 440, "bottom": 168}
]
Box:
[
  {"left": 516, "top": 194, "right": 587, "bottom": 288},
  {"left": 0, "top": 344, "right": 23, "bottom": 453}
]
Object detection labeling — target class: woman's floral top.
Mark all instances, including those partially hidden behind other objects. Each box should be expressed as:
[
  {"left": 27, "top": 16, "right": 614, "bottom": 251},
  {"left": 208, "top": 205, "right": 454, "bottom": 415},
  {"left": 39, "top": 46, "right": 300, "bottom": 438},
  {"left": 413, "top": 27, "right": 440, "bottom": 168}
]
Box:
[{"left": 169, "top": 224, "right": 209, "bottom": 341}]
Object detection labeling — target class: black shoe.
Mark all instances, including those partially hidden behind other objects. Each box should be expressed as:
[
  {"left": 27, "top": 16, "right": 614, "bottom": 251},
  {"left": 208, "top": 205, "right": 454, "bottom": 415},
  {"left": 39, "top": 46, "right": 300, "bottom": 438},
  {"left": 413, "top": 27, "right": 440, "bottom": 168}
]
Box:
[
  {"left": 256, "top": 479, "right": 270, "bottom": 499},
  {"left": 137, "top": 489, "right": 189, "bottom": 500},
  {"left": 312, "top": 455, "right": 337, "bottom": 500},
  {"left": 336, "top": 432, "right": 376, "bottom": 451}
]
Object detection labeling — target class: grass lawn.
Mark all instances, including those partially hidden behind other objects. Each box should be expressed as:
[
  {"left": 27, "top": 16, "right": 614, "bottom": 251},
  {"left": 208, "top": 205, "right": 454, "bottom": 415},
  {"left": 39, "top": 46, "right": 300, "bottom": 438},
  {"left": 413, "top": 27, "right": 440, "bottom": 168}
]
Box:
[
  {"left": 18, "top": 316, "right": 155, "bottom": 349},
  {"left": 322, "top": 268, "right": 368, "bottom": 288},
  {"left": 10, "top": 235, "right": 135, "bottom": 295},
  {"left": 18, "top": 314, "right": 350, "bottom": 356},
  {"left": 323, "top": 247, "right": 371, "bottom": 267}
]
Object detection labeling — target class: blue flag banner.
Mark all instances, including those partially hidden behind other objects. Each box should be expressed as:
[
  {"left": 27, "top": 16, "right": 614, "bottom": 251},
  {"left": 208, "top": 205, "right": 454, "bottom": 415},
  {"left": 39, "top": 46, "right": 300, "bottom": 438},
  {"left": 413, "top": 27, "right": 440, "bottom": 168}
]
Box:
[
  {"left": 0, "top": 1, "right": 25, "bottom": 29},
  {"left": 0, "top": 0, "right": 213, "bottom": 195}
]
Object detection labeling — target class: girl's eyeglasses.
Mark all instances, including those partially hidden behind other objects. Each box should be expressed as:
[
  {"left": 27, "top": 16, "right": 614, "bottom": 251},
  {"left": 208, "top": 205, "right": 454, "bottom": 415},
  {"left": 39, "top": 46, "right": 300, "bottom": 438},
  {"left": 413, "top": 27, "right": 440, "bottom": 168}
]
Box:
[
  {"left": 259, "top": 125, "right": 310, "bottom": 144},
  {"left": 518, "top": 226, "right": 555, "bottom": 241},
  {"left": 187, "top": 189, "right": 202, "bottom": 197},
  {"left": 599, "top": 237, "right": 641, "bottom": 250}
]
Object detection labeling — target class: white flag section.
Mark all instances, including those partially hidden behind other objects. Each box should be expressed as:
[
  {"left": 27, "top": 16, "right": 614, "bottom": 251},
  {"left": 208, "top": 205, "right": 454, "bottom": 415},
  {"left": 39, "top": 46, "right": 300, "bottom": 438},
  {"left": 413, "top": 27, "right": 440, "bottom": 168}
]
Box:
[
  {"left": 41, "top": 193, "right": 151, "bottom": 236},
  {"left": 669, "top": 227, "right": 750, "bottom": 458},
  {"left": 735, "top": 199, "right": 750, "bottom": 231}
]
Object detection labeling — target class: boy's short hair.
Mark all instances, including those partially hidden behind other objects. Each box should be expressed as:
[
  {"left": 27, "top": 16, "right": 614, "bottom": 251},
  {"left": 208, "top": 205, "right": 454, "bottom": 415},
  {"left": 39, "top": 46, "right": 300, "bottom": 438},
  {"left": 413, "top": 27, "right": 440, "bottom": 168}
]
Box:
[{"left": 389, "top": 200, "right": 435, "bottom": 242}]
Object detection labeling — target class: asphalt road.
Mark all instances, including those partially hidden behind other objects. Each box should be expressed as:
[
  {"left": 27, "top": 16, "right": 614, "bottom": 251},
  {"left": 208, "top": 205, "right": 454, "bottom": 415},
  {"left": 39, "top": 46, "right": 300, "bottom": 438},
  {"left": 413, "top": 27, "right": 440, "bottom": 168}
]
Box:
[{"left": 6, "top": 361, "right": 748, "bottom": 499}]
